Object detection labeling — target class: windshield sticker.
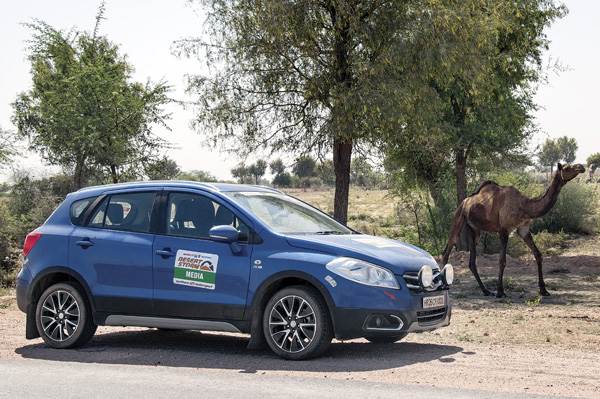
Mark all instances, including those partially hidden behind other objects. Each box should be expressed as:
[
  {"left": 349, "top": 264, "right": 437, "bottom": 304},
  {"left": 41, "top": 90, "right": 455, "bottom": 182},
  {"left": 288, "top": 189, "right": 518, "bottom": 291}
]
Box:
[{"left": 173, "top": 250, "right": 218, "bottom": 290}]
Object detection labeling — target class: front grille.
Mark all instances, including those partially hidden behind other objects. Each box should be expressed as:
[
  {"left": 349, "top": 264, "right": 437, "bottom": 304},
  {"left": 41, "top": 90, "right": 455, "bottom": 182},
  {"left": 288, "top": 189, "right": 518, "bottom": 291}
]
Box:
[
  {"left": 401, "top": 270, "right": 445, "bottom": 294},
  {"left": 416, "top": 307, "right": 447, "bottom": 325}
]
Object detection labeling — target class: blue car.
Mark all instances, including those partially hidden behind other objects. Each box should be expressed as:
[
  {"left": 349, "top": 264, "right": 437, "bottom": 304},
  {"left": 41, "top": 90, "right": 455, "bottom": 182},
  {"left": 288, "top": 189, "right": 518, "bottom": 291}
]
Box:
[{"left": 16, "top": 181, "right": 453, "bottom": 360}]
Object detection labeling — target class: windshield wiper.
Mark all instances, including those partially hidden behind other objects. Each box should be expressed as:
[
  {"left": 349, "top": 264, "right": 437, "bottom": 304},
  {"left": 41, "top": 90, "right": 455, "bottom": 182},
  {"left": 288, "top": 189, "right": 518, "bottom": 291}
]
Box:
[{"left": 314, "top": 230, "right": 344, "bottom": 235}]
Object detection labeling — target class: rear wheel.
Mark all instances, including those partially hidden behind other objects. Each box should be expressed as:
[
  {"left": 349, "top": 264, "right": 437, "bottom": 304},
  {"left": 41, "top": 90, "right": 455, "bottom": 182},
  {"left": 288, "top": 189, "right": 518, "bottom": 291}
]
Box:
[
  {"left": 364, "top": 333, "right": 408, "bottom": 344},
  {"left": 263, "top": 286, "right": 332, "bottom": 360},
  {"left": 35, "top": 282, "right": 97, "bottom": 349}
]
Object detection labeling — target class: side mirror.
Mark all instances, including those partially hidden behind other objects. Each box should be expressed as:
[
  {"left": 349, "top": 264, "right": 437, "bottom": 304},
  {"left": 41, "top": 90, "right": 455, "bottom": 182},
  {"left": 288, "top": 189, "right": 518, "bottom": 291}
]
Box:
[{"left": 209, "top": 225, "right": 240, "bottom": 243}]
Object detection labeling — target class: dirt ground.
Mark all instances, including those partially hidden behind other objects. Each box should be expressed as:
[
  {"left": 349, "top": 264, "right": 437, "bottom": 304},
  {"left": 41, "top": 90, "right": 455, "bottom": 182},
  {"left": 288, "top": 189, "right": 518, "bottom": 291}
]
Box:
[{"left": 0, "top": 235, "right": 599, "bottom": 397}]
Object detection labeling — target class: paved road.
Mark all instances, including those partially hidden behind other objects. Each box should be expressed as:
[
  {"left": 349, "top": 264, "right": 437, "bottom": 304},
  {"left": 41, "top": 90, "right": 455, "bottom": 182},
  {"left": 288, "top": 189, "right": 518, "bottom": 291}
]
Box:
[{"left": 0, "top": 359, "right": 575, "bottom": 399}]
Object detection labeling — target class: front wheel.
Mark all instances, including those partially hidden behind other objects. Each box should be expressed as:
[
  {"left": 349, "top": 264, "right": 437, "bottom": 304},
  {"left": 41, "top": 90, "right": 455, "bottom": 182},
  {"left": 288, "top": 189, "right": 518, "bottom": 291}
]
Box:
[
  {"left": 35, "top": 282, "right": 97, "bottom": 349},
  {"left": 263, "top": 286, "right": 333, "bottom": 360},
  {"left": 364, "top": 333, "right": 408, "bottom": 344}
]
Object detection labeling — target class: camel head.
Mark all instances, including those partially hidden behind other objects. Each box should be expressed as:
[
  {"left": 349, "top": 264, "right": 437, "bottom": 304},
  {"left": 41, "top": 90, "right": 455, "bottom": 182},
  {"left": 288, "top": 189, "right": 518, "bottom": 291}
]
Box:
[{"left": 557, "top": 162, "right": 586, "bottom": 183}]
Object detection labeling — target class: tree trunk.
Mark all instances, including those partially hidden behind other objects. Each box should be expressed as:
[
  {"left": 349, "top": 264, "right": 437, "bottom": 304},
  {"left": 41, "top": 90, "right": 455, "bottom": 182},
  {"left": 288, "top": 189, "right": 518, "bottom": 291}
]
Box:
[
  {"left": 455, "top": 149, "right": 469, "bottom": 250},
  {"left": 333, "top": 138, "right": 352, "bottom": 224},
  {"left": 110, "top": 164, "right": 119, "bottom": 184},
  {"left": 73, "top": 158, "right": 86, "bottom": 190}
]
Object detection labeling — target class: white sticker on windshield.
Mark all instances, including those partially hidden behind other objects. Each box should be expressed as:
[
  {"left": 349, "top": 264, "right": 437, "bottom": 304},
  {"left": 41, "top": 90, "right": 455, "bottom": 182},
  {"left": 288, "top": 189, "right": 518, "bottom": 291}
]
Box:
[{"left": 173, "top": 250, "right": 218, "bottom": 290}]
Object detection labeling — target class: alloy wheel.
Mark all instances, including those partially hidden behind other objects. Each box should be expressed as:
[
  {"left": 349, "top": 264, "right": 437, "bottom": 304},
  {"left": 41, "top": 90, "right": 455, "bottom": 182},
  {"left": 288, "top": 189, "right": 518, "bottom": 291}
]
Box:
[
  {"left": 40, "top": 290, "right": 80, "bottom": 342},
  {"left": 268, "top": 295, "right": 316, "bottom": 353}
]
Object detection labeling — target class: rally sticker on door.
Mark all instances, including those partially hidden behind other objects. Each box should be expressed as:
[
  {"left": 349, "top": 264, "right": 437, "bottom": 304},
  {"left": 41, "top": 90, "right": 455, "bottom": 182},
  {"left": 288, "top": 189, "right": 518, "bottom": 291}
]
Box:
[{"left": 173, "top": 250, "right": 219, "bottom": 290}]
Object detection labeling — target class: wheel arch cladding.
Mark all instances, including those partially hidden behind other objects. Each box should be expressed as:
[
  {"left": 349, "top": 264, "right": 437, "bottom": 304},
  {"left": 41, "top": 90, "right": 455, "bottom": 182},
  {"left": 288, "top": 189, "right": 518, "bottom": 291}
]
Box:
[
  {"left": 245, "top": 271, "right": 336, "bottom": 350},
  {"left": 29, "top": 267, "right": 95, "bottom": 315}
]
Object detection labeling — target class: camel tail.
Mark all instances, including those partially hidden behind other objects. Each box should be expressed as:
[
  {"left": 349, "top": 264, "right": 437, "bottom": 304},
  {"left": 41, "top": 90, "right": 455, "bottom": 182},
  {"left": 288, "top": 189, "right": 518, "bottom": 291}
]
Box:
[{"left": 442, "top": 200, "right": 466, "bottom": 265}]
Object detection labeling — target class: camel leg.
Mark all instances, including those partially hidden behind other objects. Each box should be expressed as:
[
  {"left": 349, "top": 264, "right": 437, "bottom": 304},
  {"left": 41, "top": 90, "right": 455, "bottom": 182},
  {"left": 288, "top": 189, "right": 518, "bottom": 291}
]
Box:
[
  {"left": 466, "top": 226, "right": 490, "bottom": 296},
  {"left": 442, "top": 202, "right": 466, "bottom": 265},
  {"left": 518, "top": 228, "right": 550, "bottom": 296},
  {"left": 496, "top": 230, "right": 509, "bottom": 298}
]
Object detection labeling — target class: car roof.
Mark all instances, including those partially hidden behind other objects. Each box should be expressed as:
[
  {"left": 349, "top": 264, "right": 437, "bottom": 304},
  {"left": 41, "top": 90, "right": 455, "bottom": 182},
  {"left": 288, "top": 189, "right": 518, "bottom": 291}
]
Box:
[{"left": 71, "top": 181, "right": 283, "bottom": 199}]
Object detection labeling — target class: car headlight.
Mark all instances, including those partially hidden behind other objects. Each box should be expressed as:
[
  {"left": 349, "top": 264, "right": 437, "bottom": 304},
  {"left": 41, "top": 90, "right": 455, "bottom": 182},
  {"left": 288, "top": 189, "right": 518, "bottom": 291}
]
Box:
[
  {"left": 418, "top": 265, "right": 434, "bottom": 288},
  {"left": 326, "top": 257, "right": 399, "bottom": 289},
  {"left": 442, "top": 263, "right": 454, "bottom": 285}
]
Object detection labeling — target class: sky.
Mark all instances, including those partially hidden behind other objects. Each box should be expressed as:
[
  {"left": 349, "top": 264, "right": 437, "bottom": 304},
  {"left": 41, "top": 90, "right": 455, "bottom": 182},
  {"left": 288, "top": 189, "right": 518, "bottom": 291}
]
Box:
[{"left": 0, "top": 0, "right": 598, "bottom": 182}]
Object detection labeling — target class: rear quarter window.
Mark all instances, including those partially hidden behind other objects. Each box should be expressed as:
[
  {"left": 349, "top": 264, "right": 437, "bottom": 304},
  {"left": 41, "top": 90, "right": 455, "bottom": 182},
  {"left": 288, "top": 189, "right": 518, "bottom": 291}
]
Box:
[{"left": 70, "top": 197, "right": 97, "bottom": 225}]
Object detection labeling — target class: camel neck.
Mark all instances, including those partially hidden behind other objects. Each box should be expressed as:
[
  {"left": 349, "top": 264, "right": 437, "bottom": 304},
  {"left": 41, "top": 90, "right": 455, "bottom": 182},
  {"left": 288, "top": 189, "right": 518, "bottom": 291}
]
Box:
[{"left": 525, "top": 172, "right": 564, "bottom": 218}]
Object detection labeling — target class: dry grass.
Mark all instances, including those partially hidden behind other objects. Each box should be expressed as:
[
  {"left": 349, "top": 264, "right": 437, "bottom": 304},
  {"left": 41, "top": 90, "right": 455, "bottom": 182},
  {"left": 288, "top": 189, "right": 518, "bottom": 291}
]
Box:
[{"left": 284, "top": 188, "right": 396, "bottom": 219}]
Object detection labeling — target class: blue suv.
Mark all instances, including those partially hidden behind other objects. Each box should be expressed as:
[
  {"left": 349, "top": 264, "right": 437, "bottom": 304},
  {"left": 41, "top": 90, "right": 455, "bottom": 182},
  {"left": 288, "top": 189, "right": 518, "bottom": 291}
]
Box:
[{"left": 16, "top": 182, "right": 453, "bottom": 360}]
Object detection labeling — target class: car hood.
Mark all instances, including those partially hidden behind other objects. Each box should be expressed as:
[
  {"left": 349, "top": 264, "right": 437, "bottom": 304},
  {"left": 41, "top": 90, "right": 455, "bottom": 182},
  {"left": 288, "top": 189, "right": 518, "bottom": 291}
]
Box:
[{"left": 286, "top": 234, "right": 439, "bottom": 274}]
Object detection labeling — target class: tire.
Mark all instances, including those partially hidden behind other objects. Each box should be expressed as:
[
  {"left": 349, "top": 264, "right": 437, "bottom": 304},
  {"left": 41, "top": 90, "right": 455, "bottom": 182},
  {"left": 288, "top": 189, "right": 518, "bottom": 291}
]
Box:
[
  {"left": 35, "top": 282, "right": 97, "bottom": 349},
  {"left": 263, "top": 285, "right": 333, "bottom": 360},
  {"left": 364, "top": 333, "right": 408, "bottom": 344}
]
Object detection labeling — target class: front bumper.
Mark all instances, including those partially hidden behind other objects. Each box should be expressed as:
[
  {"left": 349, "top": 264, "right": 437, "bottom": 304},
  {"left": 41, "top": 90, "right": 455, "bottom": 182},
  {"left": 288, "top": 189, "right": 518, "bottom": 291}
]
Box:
[{"left": 332, "top": 299, "right": 451, "bottom": 340}]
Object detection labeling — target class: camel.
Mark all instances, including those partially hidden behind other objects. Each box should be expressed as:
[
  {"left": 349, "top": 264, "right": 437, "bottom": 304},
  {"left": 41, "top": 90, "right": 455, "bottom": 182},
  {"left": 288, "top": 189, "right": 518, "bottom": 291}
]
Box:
[{"left": 442, "top": 163, "right": 586, "bottom": 298}]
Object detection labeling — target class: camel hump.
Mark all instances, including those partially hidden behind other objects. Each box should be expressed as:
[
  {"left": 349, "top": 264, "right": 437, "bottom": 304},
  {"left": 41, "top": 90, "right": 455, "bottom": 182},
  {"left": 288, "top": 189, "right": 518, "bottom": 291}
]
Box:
[{"left": 470, "top": 180, "right": 497, "bottom": 196}]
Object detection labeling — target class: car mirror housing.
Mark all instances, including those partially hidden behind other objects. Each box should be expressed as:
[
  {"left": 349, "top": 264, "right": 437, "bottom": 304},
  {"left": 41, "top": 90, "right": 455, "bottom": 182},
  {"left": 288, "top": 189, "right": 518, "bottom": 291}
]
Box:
[{"left": 209, "top": 225, "right": 240, "bottom": 243}]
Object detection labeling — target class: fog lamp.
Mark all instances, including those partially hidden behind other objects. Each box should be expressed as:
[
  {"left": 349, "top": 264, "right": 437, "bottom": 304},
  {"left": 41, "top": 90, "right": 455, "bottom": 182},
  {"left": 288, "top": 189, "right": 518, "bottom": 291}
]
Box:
[
  {"left": 418, "top": 265, "right": 433, "bottom": 288},
  {"left": 441, "top": 264, "right": 454, "bottom": 286}
]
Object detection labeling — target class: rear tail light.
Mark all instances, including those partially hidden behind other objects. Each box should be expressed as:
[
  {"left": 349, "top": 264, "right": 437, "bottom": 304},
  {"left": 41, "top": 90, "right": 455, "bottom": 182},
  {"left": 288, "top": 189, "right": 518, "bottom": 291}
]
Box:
[{"left": 23, "top": 231, "right": 42, "bottom": 257}]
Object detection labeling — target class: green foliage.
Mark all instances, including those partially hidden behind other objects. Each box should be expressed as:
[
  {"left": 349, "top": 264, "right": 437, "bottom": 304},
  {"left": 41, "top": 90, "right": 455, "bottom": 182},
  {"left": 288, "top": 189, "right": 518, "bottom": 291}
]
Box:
[
  {"left": 247, "top": 159, "right": 267, "bottom": 184},
  {"left": 316, "top": 160, "right": 335, "bottom": 186},
  {"left": 293, "top": 156, "right": 317, "bottom": 179},
  {"left": 533, "top": 183, "right": 598, "bottom": 234},
  {"left": 177, "top": 169, "right": 218, "bottom": 182},
  {"left": 232, "top": 161, "right": 267, "bottom": 184},
  {"left": 0, "top": 173, "right": 71, "bottom": 287},
  {"left": 385, "top": 0, "right": 565, "bottom": 207},
  {"left": 587, "top": 152, "right": 600, "bottom": 173},
  {"left": 144, "top": 156, "right": 181, "bottom": 180},
  {"left": 350, "top": 157, "right": 385, "bottom": 189},
  {"left": 0, "top": 127, "right": 18, "bottom": 167},
  {"left": 538, "top": 136, "right": 578, "bottom": 172},
  {"left": 269, "top": 159, "right": 285, "bottom": 176},
  {"left": 272, "top": 172, "right": 293, "bottom": 188},
  {"left": 12, "top": 9, "right": 171, "bottom": 188}
]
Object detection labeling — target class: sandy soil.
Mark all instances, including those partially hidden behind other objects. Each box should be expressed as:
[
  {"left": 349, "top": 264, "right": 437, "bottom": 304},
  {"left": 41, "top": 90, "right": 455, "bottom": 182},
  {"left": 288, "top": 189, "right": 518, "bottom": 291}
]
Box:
[{"left": 0, "top": 235, "right": 599, "bottom": 397}]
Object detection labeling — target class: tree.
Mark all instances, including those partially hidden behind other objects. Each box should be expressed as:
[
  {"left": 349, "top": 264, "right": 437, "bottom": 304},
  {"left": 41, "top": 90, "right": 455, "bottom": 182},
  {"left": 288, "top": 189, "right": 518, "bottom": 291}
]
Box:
[
  {"left": 555, "top": 136, "right": 578, "bottom": 164},
  {"left": 293, "top": 156, "right": 317, "bottom": 179},
  {"left": 539, "top": 136, "right": 578, "bottom": 174},
  {"left": 144, "top": 156, "right": 180, "bottom": 180},
  {"left": 247, "top": 159, "right": 267, "bottom": 184},
  {"left": 0, "top": 127, "right": 18, "bottom": 167},
  {"left": 384, "top": 0, "right": 564, "bottom": 249},
  {"left": 538, "top": 139, "right": 561, "bottom": 174},
  {"left": 12, "top": 5, "right": 170, "bottom": 189},
  {"left": 587, "top": 152, "right": 600, "bottom": 180},
  {"left": 270, "top": 159, "right": 292, "bottom": 187},
  {"left": 176, "top": 0, "right": 439, "bottom": 224},
  {"left": 269, "top": 159, "right": 286, "bottom": 176},
  {"left": 178, "top": 169, "right": 218, "bottom": 182},
  {"left": 231, "top": 163, "right": 251, "bottom": 184},
  {"left": 316, "top": 159, "right": 335, "bottom": 186}
]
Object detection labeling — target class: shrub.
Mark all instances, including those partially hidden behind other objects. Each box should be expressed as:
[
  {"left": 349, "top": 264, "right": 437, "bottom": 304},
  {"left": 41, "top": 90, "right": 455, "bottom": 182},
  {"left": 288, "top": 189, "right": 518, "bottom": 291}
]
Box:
[{"left": 533, "top": 183, "right": 598, "bottom": 234}]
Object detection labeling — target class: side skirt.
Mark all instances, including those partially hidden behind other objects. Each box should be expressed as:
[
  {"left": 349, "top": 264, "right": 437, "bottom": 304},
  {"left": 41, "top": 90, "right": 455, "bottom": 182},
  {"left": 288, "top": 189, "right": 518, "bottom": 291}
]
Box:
[{"left": 104, "top": 315, "right": 242, "bottom": 333}]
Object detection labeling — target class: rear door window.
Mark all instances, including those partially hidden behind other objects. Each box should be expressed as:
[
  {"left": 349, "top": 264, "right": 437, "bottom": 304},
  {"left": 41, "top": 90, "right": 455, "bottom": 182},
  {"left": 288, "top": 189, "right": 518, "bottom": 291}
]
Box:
[{"left": 86, "top": 192, "right": 157, "bottom": 233}]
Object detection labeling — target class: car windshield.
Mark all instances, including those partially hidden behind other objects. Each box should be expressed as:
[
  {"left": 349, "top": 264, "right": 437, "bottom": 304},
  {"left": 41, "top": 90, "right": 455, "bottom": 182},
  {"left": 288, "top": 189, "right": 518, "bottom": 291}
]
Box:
[{"left": 225, "top": 191, "right": 353, "bottom": 235}]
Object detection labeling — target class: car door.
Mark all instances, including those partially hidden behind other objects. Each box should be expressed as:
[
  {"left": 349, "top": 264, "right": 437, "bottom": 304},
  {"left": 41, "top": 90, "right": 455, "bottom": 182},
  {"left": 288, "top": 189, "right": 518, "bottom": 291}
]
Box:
[
  {"left": 69, "top": 190, "right": 159, "bottom": 315},
  {"left": 152, "top": 190, "right": 253, "bottom": 320}
]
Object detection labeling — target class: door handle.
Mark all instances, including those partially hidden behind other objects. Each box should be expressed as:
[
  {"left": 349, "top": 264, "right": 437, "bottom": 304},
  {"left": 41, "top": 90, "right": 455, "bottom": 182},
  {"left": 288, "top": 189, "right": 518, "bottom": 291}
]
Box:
[
  {"left": 76, "top": 239, "right": 94, "bottom": 248},
  {"left": 155, "top": 249, "right": 174, "bottom": 258}
]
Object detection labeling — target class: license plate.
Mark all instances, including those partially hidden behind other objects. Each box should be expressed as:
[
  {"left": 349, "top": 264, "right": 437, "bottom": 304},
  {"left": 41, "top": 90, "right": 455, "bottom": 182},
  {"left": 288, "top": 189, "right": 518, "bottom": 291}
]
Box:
[{"left": 423, "top": 295, "right": 445, "bottom": 309}]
